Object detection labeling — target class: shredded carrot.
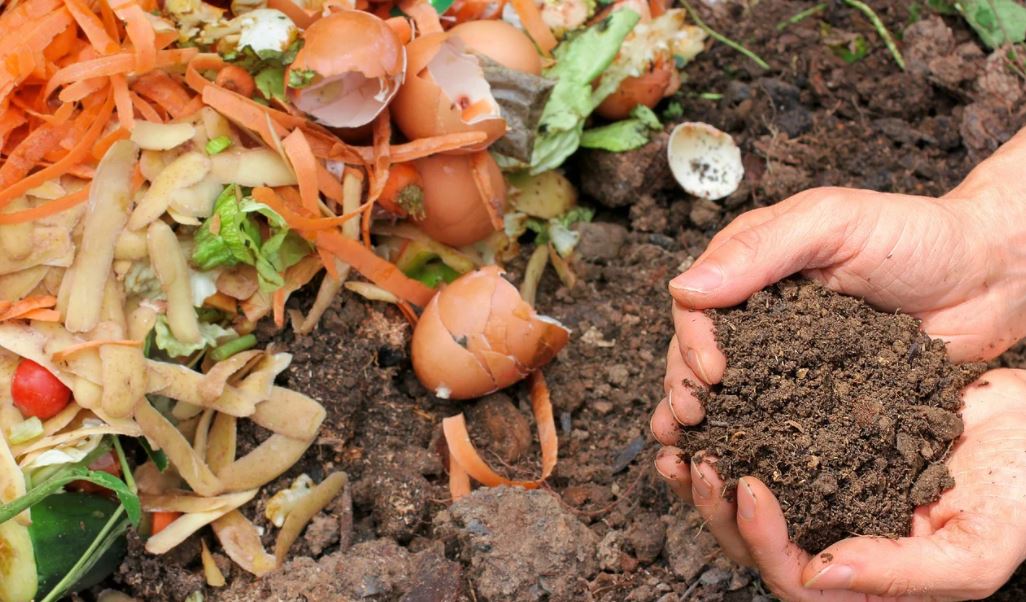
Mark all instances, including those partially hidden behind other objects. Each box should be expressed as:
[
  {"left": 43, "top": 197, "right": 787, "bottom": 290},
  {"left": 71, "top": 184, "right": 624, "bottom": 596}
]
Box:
[
  {"left": 443, "top": 370, "right": 557, "bottom": 494},
  {"left": 201, "top": 86, "right": 290, "bottom": 153},
  {"left": 448, "top": 448, "right": 472, "bottom": 500},
  {"left": 51, "top": 338, "right": 143, "bottom": 361},
  {"left": 649, "top": 0, "right": 666, "bottom": 17},
  {"left": 470, "top": 151, "right": 503, "bottom": 230},
  {"left": 282, "top": 130, "right": 321, "bottom": 215},
  {"left": 133, "top": 71, "right": 193, "bottom": 119},
  {"left": 0, "top": 295, "right": 58, "bottom": 322},
  {"left": 364, "top": 110, "right": 392, "bottom": 246},
  {"left": 0, "top": 123, "right": 70, "bottom": 190},
  {"left": 18, "top": 309, "right": 62, "bottom": 322},
  {"left": 110, "top": 0, "right": 156, "bottom": 73},
  {"left": 214, "top": 65, "right": 256, "bottom": 98},
  {"left": 150, "top": 511, "right": 181, "bottom": 536},
  {"left": 348, "top": 131, "right": 488, "bottom": 163},
  {"left": 45, "top": 48, "right": 197, "bottom": 99},
  {"left": 58, "top": 78, "right": 109, "bottom": 103},
  {"left": 111, "top": 74, "right": 135, "bottom": 130},
  {"left": 377, "top": 163, "right": 421, "bottom": 217},
  {"left": 0, "top": 90, "right": 113, "bottom": 208},
  {"left": 0, "top": 185, "right": 89, "bottom": 225},
  {"left": 93, "top": 128, "right": 130, "bottom": 162},
  {"left": 509, "top": 0, "right": 557, "bottom": 55},
  {"left": 315, "top": 230, "right": 435, "bottom": 307},
  {"left": 252, "top": 187, "right": 365, "bottom": 232},
  {"left": 204, "top": 292, "right": 238, "bottom": 315},
  {"left": 396, "top": 300, "right": 419, "bottom": 326},
  {"left": 130, "top": 91, "right": 163, "bottom": 122},
  {"left": 272, "top": 288, "right": 287, "bottom": 329},
  {"left": 63, "top": 0, "right": 118, "bottom": 54}
]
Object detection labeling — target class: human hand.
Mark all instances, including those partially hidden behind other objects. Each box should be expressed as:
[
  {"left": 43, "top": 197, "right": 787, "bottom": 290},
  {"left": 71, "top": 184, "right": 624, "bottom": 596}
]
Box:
[{"left": 658, "top": 369, "right": 1026, "bottom": 601}]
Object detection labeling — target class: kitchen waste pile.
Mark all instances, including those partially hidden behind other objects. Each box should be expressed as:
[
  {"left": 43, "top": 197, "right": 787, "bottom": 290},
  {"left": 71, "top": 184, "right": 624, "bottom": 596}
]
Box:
[{"left": 0, "top": 0, "right": 719, "bottom": 597}]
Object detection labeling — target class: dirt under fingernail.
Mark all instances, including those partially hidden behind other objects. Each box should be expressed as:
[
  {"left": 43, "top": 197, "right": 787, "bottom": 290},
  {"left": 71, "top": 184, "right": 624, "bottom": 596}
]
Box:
[{"left": 679, "top": 279, "right": 985, "bottom": 552}]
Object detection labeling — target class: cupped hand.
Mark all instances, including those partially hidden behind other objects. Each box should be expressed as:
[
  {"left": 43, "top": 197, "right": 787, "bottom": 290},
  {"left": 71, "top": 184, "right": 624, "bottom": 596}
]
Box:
[{"left": 660, "top": 369, "right": 1026, "bottom": 601}]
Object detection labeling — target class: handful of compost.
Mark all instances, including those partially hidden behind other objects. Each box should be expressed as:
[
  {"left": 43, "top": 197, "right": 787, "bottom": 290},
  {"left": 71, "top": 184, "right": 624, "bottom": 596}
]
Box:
[{"left": 680, "top": 280, "right": 985, "bottom": 551}]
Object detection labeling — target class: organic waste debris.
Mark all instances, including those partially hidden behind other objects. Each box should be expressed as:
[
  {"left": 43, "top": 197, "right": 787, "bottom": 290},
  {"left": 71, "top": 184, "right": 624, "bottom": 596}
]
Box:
[{"left": 681, "top": 279, "right": 986, "bottom": 552}]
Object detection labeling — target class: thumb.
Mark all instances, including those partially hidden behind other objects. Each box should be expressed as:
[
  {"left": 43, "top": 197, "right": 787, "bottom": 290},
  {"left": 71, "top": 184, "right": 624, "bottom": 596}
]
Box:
[
  {"left": 800, "top": 517, "right": 1016, "bottom": 599},
  {"left": 668, "top": 189, "right": 859, "bottom": 309}
]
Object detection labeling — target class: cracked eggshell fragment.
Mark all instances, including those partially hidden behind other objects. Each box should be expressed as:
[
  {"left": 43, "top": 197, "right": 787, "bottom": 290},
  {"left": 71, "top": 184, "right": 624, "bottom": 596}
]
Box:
[
  {"left": 391, "top": 33, "right": 506, "bottom": 152},
  {"left": 287, "top": 10, "right": 406, "bottom": 129},
  {"left": 411, "top": 266, "right": 569, "bottom": 400},
  {"left": 412, "top": 151, "right": 506, "bottom": 247},
  {"left": 449, "top": 20, "right": 542, "bottom": 75},
  {"left": 667, "top": 122, "right": 744, "bottom": 201}
]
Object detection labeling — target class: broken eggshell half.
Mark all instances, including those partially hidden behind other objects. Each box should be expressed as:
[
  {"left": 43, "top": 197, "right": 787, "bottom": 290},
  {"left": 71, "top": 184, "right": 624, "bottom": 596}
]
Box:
[
  {"left": 286, "top": 10, "right": 406, "bottom": 129},
  {"left": 391, "top": 33, "right": 506, "bottom": 152},
  {"left": 411, "top": 266, "right": 569, "bottom": 400},
  {"left": 667, "top": 122, "right": 744, "bottom": 201},
  {"left": 412, "top": 151, "right": 506, "bottom": 247}
]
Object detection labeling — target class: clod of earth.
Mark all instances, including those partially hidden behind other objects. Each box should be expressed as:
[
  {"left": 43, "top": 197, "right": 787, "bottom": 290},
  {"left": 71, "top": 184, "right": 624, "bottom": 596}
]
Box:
[{"left": 681, "top": 279, "right": 985, "bottom": 552}]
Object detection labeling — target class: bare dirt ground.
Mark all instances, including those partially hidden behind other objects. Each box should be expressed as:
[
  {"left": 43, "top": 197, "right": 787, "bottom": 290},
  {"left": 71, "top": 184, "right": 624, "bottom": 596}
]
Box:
[{"left": 109, "top": 1, "right": 1026, "bottom": 600}]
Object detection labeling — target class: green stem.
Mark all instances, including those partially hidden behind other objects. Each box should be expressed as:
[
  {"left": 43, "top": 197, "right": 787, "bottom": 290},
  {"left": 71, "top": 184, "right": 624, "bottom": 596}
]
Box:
[
  {"left": 38, "top": 508, "right": 128, "bottom": 602},
  {"left": 210, "top": 333, "right": 258, "bottom": 361},
  {"left": 112, "top": 436, "right": 136, "bottom": 494},
  {"left": 680, "top": 0, "right": 770, "bottom": 70},
  {"left": 776, "top": 3, "right": 827, "bottom": 30},
  {"left": 842, "top": 0, "right": 906, "bottom": 70}
]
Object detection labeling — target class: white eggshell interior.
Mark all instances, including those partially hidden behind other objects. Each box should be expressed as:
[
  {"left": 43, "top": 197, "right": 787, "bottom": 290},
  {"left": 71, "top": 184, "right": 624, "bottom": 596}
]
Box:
[
  {"left": 426, "top": 39, "right": 501, "bottom": 125},
  {"left": 667, "top": 122, "right": 744, "bottom": 201}
]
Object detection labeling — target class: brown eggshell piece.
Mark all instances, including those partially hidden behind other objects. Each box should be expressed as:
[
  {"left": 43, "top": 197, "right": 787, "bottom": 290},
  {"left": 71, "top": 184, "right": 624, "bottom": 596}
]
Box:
[
  {"left": 411, "top": 266, "right": 569, "bottom": 400},
  {"left": 411, "top": 294, "right": 496, "bottom": 399},
  {"left": 412, "top": 152, "right": 505, "bottom": 247},
  {"left": 391, "top": 34, "right": 506, "bottom": 151},
  {"left": 449, "top": 20, "right": 542, "bottom": 75}
]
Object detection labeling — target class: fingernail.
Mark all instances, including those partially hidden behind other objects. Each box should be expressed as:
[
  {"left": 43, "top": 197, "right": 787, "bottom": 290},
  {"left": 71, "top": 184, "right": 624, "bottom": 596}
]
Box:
[
  {"left": 737, "top": 477, "right": 756, "bottom": 520},
  {"left": 691, "top": 460, "right": 713, "bottom": 499},
  {"left": 685, "top": 349, "right": 713, "bottom": 384},
  {"left": 803, "top": 564, "right": 855, "bottom": 590},
  {"left": 665, "top": 391, "right": 683, "bottom": 424},
  {"left": 670, "top": 264, "right": 723, "bottom": 295}
]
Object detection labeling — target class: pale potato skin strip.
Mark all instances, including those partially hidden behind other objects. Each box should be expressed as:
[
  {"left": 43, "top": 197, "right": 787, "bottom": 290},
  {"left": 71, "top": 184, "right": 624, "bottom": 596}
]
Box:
[
  {"left": 147, "top": 220, "right": 201, "bottom": 344},
  {"left": 65, "top": 141, "right": 139, "bottom": 333}
]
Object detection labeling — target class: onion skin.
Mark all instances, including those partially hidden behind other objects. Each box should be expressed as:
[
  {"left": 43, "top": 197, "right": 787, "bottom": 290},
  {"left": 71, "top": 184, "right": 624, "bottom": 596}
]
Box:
[
  {"left": 595, "top": 59, "right": 675, "bottom": 120},
  {"left": 411, "top": 267, "right": 569, "bottom": 400},
  {"left": 412, "top": 152, "right": 505, "bottom": 247},
  {"left": 449, "top": 21, "right": 542, "bottom": 75},
  {"left": 391, "top": 33, "right": 506, "bottom": 151}
]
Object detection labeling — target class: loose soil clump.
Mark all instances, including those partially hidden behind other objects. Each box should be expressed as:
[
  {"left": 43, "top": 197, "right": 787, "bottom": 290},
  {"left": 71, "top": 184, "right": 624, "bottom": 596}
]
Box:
[{"left": 682, "top": 279, "right": 985, "bottom": 552}]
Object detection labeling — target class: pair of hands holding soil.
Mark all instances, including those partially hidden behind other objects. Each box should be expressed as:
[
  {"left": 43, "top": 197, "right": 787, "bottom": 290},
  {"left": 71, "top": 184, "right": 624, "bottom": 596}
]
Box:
[{"left": 652, "top": 126, "right": 1026, "bottom": 601}]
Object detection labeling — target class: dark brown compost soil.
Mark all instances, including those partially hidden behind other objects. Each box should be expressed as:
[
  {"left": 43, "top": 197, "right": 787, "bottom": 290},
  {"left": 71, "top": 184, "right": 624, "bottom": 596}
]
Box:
[
  {"left": 681, "top": 279, "right": 985, "bottom": 552},
  {"left": 105, "top": 1, "right": 1026, "bottom": 601}
]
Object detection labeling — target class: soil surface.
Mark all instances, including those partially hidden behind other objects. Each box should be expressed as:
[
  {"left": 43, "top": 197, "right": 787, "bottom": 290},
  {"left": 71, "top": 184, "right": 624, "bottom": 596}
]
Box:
[
  {"left": 105, "top": 1, "right": 1026, "bottom": 601},
  {"left": 682, "top": 280, "right": 984, "bottom": 552}
]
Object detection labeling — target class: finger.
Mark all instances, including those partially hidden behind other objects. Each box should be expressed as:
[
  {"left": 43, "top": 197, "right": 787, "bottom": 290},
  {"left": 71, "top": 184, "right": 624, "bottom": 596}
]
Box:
[
  {"left": 735, "top": 478, "right": 866, "bottom": 602},
  {"left": 672, "top": 303, "right": 725, "bottom": 385},
  {"left": 692, "top": 458, "right": 752, "bottom": 565},
  {"left": 703, "top": 202, "right": 782, "bottom": 256},
  {"left": 654, "top": 446, "right": 692, "bottom": 503},
  {"left": 668, "top": 188, "right": 858, "bottom": 309},
  {"left": 664, "top": 340, "right": 705, "bottom": 425},
  {"left": 650, "top": 397, "right": 679, "bottom": 446},
  {"left": 800, "top": 515, "right": 1018, "bottom": 600}
]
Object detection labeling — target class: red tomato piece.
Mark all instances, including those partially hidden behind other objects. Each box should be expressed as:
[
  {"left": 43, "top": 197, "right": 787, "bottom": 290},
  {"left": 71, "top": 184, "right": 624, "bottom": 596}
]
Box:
[{"left": 11, "top": 359, "right": 71, "bottom": 420}]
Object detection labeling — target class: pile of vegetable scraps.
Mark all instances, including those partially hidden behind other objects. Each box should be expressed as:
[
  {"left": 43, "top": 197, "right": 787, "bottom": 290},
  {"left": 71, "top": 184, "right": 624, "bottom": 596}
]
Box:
[{"left": 0, "top": 0, "right": 708, "bottom": 596}]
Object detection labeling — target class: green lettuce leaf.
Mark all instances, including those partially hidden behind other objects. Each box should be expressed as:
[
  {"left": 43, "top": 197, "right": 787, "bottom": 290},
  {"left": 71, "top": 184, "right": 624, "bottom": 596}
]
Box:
[
  {"left": 956, "top": 0, "right": 1026, "bottom": 48},
  {"left": 530, "top": 9, "right": 641, "bottom": 173},
  {"left": 192, "top": 186, "right": 312, "bottom": 292},
  {"left": 579, "top": 104, "right": 662, "bottom": 152},
  {"left": 153, "top": 315, "right": 236, "bottom": 358}
]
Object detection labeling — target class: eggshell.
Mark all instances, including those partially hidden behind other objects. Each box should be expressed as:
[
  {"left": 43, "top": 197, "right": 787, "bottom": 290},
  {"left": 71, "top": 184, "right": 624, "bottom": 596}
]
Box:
[
  {"left": 667, "top": 122, "right": 744, "bottom": 200},
  {"left": 391, "top": 34, "right": 506, "bottom": 151},
  {"left": 449, "top": 20, "right": 542, "bottom": 75},
  {"left": 411, "top": 266, "right": 570, "bottom": 400},
  {"left": 287, "top": 10, "right": 406, "bottom": 128},
  {"left": 595, "top": 59, "right": 674, "bottom": 120},
  {"left": 411, "top": 152, "right": 506, "bottom": 247}
]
